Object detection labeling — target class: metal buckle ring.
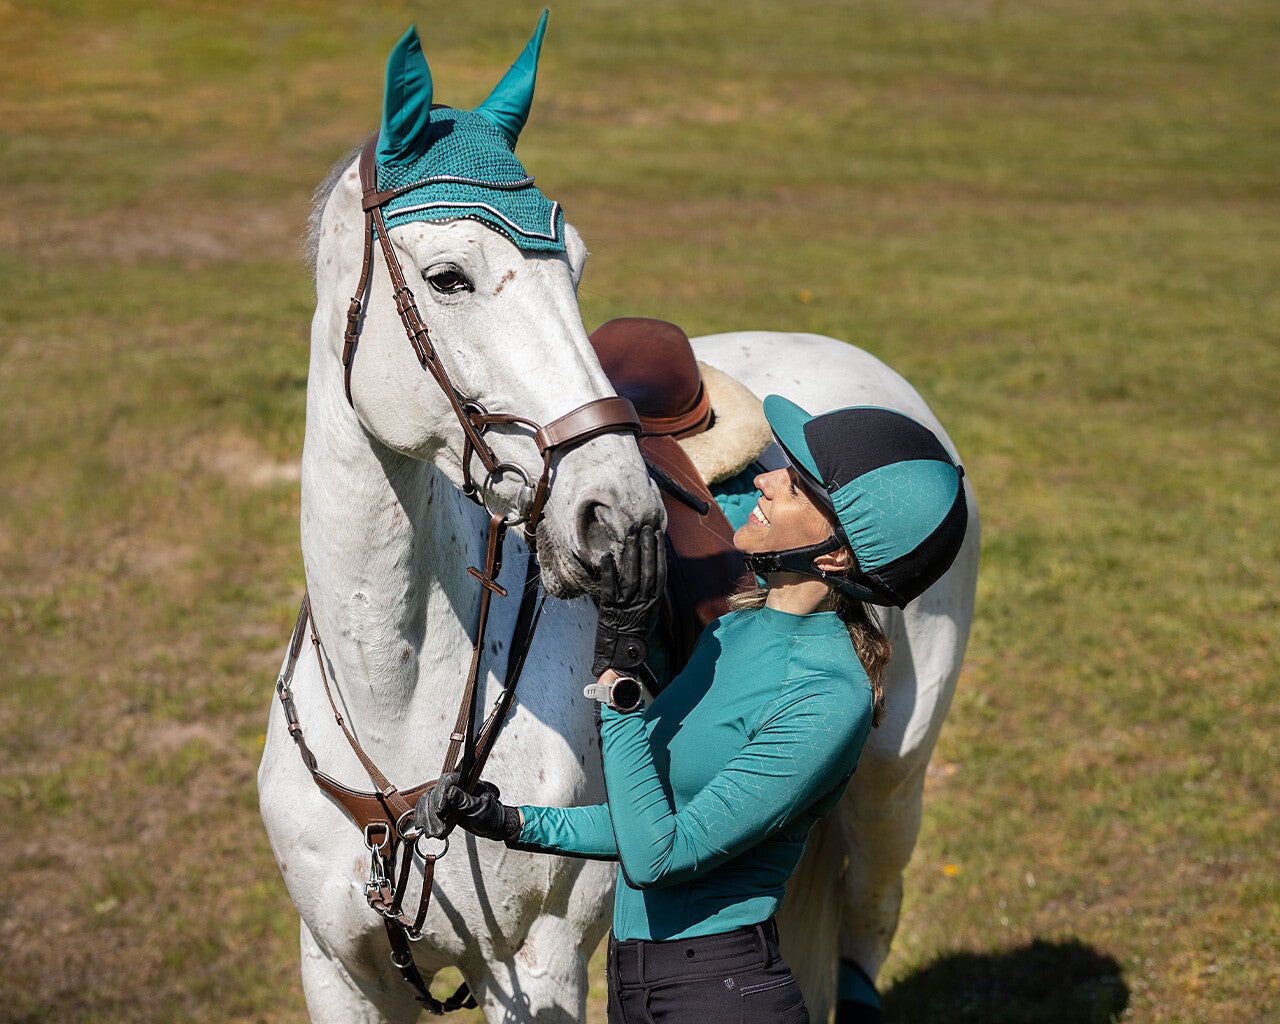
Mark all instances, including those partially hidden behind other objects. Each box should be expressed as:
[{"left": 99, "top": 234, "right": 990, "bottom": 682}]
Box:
[
  {"left": 461, "top": 399, "right": 489, "bottom": 432},
  {"left": 365, "top": 822, "right": 391, "bottom": 853},
  {"left": 480, "top": 461, "right": 535, "bottom": 525},
  {"left": 390, "top": 947, "right": 415, "bottom": 969},
  {"left": 415, "top": 833, "right": 450, "bottom": 861},
  {"left": 396, "top": 807, "right": 422, "bottom": 843}
]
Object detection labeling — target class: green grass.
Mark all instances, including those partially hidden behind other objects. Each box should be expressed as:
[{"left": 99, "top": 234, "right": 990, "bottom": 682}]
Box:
[{"left": 2, "top": 1, "right": 1278, "bottom": 1021}]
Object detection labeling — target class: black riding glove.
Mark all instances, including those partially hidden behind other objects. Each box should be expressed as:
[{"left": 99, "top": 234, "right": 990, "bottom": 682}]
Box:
[
  {"left": 415, "top": 771, "right": 522, "bottom": 842},
  {"left": 592, "top": 524, "right": 666, "bottom": 677}
]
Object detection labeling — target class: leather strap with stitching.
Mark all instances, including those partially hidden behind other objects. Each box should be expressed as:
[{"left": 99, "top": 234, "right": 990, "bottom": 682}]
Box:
[{"left": 291, "top": 132, "right": 642, "bottom": 1014}]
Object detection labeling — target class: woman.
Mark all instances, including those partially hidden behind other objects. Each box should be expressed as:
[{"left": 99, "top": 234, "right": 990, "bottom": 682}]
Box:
[{"left": 420, "top": 397, "right": 969, "bottom": 1024}]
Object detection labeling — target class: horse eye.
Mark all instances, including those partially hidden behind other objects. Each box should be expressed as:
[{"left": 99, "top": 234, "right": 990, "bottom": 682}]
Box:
[{"left": 425, "top": 269, "right": 473, "bottom": 294}]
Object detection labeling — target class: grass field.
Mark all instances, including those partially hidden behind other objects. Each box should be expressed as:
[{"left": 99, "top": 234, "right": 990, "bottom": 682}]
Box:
[{"left": 2, "top": 1, "right": 1277, "bottom": 1021}]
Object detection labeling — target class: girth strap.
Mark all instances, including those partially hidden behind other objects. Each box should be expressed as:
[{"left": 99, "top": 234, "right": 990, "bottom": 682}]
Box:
[{"left": 386, "top": 916, "right": 478, "bottom": 1015}]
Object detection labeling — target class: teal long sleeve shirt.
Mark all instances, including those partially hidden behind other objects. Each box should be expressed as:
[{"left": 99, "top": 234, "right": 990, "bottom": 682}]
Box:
[{"left": 514, "top": 604, "right": 873, "bottom": 941}]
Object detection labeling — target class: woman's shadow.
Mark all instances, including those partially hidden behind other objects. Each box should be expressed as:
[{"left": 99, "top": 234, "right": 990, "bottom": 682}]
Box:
[{"left": 882, "top": 938, "right": 1129, "bottom": 1024}]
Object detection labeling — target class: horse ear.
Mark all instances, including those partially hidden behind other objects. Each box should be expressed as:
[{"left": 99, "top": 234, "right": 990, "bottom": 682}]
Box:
[
  {"left": 378, "top": 25, "right": 434, "bottom": 166},
  {"left": 474, "top": 9, "right": 548, "bottom": 148}
]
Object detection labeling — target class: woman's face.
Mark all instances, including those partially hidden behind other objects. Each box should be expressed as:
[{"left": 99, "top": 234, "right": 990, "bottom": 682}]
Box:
[{"left": 734, "top": 467, "right": 837, "bottom": 555}]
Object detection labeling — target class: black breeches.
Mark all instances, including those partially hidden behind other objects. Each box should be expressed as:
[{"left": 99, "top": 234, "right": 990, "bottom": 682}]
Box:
[{"left": 606, "top": 918, "right": 809, "bottom": 1024}]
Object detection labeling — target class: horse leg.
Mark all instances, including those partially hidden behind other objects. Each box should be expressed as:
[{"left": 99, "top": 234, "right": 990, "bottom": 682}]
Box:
[
  {"left": 835, "top": 551, "right": 977, "bottom": 1016},
  {"left": 466, "top": 909, "right": 602, "bottom": 1024},
  {"left": 299, "top": 920, "right": 423, "bottom": 1024},
  {"left": 834, "top": 742, "right": 927, "bottom": 1016},
  {"left": 454, "top": 851, "right": 613, "bottom": 1024}
]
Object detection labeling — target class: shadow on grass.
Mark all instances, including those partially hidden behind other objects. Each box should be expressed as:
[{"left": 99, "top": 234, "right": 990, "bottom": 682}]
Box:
[{"left": 883, "top": 938, "right": 1128, "bottom": 1024}]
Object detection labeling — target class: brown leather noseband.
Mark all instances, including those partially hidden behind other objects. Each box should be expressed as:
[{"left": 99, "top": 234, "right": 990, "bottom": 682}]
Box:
[{"left": 276, "top": 134, "right": 642, "bottom": 1013}]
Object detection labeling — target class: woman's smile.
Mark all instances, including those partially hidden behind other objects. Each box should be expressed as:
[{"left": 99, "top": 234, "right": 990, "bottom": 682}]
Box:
[{"left": 734, "top": 467, "right": 836, "bottom": 555}]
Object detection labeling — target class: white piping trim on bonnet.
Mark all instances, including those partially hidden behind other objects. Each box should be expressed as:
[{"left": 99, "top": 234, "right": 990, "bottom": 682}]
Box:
[{"left": 386, "top": 198, "right": 562, "bottom": 242}]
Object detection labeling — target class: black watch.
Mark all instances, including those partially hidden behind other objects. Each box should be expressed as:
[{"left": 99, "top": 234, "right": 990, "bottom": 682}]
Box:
[{"left": 582, "top": 675, "right": 645, "bottom": 713}]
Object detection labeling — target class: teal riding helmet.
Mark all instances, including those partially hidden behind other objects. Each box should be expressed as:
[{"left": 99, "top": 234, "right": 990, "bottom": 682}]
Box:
[{"left": 744, "top": 396, "right": 969, "bottom": 608}]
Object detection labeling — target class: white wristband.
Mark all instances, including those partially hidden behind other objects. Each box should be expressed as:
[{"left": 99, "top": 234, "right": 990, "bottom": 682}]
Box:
[{"left": 582, "top": 675, "right": 644, "bottom": 712}]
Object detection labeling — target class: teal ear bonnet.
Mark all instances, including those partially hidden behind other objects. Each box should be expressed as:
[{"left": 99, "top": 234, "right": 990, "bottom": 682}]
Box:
[
  {"left": 763, "top": 396, "right": 969, "bottom": 608},
  {"left": 375, "top": 12, "right": 565, "bottom": 253}
]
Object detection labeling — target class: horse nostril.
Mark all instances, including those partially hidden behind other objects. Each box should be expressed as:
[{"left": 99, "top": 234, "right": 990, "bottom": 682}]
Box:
[{"left": 576, "top": 500, "right": 611, "bottom": 560}]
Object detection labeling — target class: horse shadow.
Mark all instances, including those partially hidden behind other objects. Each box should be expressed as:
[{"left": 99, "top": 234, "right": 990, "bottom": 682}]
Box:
[{"left": 882, "top": 938, "right": 1129, "bottom": 1024}]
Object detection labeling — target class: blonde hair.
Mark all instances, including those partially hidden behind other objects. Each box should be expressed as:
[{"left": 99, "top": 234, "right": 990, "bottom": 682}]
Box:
[{"left": 728, "top": 581, "right": 891, "bottom": 728}]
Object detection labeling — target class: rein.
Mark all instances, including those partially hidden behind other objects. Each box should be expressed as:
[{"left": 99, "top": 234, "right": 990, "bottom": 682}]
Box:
[{"left": 276, "top": 134, "right": 640, "bottom": 1013}]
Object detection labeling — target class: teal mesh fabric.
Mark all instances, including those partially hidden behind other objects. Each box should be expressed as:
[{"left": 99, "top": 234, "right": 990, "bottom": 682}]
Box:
[
  {"left": 378, "top": 107, "right": 564, "bottom": 252},
  {"left": 828, "top": 458, "right": 961, "bottom": 573},
  {"left": 710, "top": 464, "right": 765, "bottom": 531}
]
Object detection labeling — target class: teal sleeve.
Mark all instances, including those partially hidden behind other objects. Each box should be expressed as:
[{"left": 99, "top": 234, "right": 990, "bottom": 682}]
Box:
[
  {"left": 513, "top": 802, "right": 619, "bottom": 859},
  {"left": 599, "top": 687, "right": 865, "bottom": 889}
]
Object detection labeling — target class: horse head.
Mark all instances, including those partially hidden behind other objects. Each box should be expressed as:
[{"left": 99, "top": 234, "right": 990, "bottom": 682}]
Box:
[{"left": 308, "top": 14, "right": 662, "bottom": 598}]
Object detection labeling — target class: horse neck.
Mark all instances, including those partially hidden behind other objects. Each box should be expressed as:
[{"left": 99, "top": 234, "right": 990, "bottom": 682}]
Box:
[{"left": 299, "top": 371, "right": 485, "bottom": 721}]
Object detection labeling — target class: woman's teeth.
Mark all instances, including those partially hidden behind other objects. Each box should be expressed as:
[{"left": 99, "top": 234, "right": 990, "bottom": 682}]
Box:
[{"left": 750, "top": 505, "right": 770, "bottom": 526}]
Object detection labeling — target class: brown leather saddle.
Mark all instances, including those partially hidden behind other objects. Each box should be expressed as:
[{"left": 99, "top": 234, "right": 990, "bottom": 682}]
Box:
[{"left": 589, "top": 318, "right": 755, "bottom": 685}]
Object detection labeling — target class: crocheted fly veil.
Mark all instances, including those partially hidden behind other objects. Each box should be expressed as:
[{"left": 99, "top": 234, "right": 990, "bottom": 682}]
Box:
[{"left": 376, "top": 11, "right": 565, "bottom": 253}]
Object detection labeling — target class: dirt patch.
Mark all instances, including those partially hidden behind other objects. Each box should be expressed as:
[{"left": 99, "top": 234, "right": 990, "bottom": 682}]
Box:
[
  {"left": 0, "top": 190, "right": 310, "bottom": 269},
  {"left": 143, "top": 718, "right": 234, "bottom": 756},
  {"left": 198, "top": 432, "right": 301, "bottom": 488}
]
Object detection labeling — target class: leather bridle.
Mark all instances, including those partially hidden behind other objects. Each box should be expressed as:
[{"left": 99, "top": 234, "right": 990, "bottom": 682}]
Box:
[
  {"left": 275, "top": 134, "right": 641, "bottom": 1013},
  {"left": 341, "top": 134, "right": 639, "bottom": 545}
]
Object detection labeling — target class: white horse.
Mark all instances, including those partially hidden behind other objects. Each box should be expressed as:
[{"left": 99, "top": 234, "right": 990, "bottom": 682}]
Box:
[{"left": 258, "top": 17, "right": 978, "bottom": 1024}]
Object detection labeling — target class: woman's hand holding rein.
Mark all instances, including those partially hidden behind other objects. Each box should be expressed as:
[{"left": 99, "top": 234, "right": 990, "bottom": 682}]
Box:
[
  {"left": 416, "top": 526, "right": 664, "bottom": 845},
  {"left": 415, "top": 772, "right": 522, "bottom": 842}
]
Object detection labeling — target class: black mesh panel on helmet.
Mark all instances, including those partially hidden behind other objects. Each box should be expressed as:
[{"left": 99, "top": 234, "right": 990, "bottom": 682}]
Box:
[{"left": 802, "top": 407, "right": 952, "bottom": 489}]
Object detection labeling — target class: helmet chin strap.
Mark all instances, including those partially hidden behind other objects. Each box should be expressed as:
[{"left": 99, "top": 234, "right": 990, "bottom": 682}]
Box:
[
  {"left": 741, "top": 535, "right": 843, "bottom": 582},
  {"left": 742, "top": 535, "right": 901, "bottom": 606}
]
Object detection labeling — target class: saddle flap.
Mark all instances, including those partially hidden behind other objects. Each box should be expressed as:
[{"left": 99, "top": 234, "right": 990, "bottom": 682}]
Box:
[{"left": 640, "top": 434, "right": 754, "bottom": 682}]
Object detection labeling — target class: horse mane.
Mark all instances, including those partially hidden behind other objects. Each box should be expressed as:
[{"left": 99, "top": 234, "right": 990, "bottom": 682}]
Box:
[{"left": 304, "top": 144, "right": 363, "bottom": 277}]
